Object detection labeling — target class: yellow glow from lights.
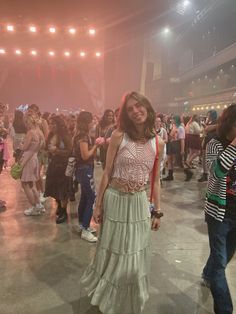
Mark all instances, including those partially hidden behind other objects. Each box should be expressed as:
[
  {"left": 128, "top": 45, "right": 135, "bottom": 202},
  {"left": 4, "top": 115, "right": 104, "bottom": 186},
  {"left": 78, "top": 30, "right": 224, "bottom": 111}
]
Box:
[
  {"left": 217, "top": 105, "right": 220, "bottom": 109},
  {"left": 68, "top": 28, "right": 76, "bottom": 34},
  {"left": 224, "top": 105, "right": 227, "bottom": 108},
  {"left": 0, "top": 49, "right": 6, "bottom": 54},
  {"left": 31, "top": 50, "right": 37, "bottom": 56},
  {"left": 15, "top": 49, "right": 22, "bottom": 55},
  {"left": 6, "top": 25, "right": 14, "bottom": 32},
  {"left": 197, "top": 107, "right": 200, "bottom": 111},
  {"left": 29, "top": 26, "right": 37, "bottom": 33},
  {"left": 89, "top": 28, "right": 96, "bottom": 35},
  {"left": 211, "top": 106, "right": 215, "bottom": 109},
  {"left": 192, "top": 108, "right": 196, "bottom": 111},
  {"left": 206, "top": 106, "right": 209, "bottom": 110},
  {"left": 95, "top": 51, "right": 101, "bottom": 57},
  {"left": 80, "top": 51, "right": 86, "bottom": 57},
  {"left": 64, "top": 51, "right": 70, "bottom": 57},
  {"left": 48, "top": 51, "right": 55, "bottom": 56},
  {"left": 49, "top": 27, "right": 56, "bottom": 33}
]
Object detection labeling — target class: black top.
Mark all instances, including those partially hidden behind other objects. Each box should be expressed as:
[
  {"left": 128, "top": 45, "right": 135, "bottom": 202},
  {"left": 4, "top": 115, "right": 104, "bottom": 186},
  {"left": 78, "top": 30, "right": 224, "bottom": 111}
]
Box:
[{"left": 73, "top": 132, "right": 94, "bottom": 166}]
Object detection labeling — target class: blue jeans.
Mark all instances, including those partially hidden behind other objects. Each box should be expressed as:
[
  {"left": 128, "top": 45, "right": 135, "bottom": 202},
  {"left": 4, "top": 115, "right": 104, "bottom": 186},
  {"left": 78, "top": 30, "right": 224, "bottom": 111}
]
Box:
[
  {"left": 76, "top": 165, "right": 96, "bottom": 229},
  {"left": 203, "top": 213, "right": 236, "bottom": 314}
]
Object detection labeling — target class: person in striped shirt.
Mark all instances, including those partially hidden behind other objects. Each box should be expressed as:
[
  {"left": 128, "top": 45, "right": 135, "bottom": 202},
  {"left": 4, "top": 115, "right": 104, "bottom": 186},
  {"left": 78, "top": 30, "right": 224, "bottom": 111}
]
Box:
[{"left": 202, "top": 103, "right": 236, "bottom": 314}]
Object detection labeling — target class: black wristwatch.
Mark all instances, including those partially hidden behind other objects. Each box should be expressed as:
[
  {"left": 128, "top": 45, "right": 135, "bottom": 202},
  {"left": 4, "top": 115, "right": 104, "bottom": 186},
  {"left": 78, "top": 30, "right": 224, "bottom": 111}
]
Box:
[{"left": 151, "top": 210, "right": 164, "bottom": 219}]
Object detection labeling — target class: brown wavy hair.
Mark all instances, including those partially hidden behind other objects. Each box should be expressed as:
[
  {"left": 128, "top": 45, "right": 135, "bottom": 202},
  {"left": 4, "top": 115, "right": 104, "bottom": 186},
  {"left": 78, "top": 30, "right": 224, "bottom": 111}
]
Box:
[
  {"left": 217, "top": 103, "right": 236, "bottom": 146},
  {"left": 118, "top": 91, "right": 156, "bottom": 141}
]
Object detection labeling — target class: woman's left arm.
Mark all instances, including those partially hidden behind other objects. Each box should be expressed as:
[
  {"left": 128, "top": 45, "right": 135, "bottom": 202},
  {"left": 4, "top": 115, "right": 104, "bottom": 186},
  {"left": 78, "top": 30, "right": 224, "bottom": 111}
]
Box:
[{"left": 152, "top": 137, "right": 164, "bottom": 231}]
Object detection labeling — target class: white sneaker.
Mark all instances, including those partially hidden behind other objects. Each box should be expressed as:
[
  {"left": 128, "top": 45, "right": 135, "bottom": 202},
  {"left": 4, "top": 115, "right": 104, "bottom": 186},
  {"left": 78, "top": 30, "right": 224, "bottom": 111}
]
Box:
[
  {"left": 39, "top": 192, "right": 47, "bottom": 203},
  {"left": 24, "top": 207, "right": 42, "bottom": 216},
  {"left": 81, "top": 229, "right": 98, "bottom": 243},
  {"left": 35, "top": 203, "right": 45, "bottom": 213},
  {"left": 87, "top": 226, "right": 97, "bottom": 233}
]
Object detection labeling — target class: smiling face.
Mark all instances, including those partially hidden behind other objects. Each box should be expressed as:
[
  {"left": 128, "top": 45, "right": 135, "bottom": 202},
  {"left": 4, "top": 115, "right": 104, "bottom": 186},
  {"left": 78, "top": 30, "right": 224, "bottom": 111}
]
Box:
[
  {"left": 126, "top": 97, "right": 148, "bottom": 126},
  {"left": 155, "top": 117, "right": 162, "bottom": 129},
  {"left": 106, "top": 111, "right": 114, "bottom": 123}
]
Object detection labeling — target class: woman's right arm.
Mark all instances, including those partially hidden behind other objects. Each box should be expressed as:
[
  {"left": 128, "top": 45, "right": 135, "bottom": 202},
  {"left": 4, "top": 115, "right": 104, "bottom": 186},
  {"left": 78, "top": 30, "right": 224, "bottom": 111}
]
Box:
[
  {"left": 80, "top": 140, "right": 98, "bottom": 160},
  {"left": 93, "top": 129, "right": 123, "bottom": 224}
]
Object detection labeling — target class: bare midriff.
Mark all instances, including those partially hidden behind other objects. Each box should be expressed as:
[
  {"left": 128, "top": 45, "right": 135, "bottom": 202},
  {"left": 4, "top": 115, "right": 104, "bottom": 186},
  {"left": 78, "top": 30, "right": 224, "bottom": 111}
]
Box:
[{"left": 109, "top": 177, "right": 148, "bottom": 193}]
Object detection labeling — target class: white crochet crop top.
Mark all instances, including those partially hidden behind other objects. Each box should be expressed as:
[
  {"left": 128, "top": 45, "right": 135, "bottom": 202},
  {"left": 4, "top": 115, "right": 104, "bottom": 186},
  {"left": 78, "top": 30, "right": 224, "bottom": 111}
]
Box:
[{"left": 111, "top": 133, "right": 156, "bottom": 188}]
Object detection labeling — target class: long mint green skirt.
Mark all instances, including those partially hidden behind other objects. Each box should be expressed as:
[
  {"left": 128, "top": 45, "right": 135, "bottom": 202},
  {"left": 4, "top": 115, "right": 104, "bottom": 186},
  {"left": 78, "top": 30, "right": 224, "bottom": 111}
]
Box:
[{"left": 81, "top": 187, "right": 151, "bottom": 314}]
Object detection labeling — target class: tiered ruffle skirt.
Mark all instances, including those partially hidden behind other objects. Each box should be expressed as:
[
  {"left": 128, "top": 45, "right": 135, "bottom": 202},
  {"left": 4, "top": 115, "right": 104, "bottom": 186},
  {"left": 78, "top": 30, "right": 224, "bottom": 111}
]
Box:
[{"left": 81, "top": 187, "right": 151, "bottom": 314}]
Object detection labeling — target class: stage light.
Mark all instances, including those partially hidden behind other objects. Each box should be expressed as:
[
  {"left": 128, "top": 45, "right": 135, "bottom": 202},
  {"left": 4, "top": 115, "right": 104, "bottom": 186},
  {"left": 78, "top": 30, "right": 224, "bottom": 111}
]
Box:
[
  {"left": 95, "top": 51, "right": 101, "bottom": 57},
  {"left": 49, "top": 27, "right": 56, "bottom": 33},
  {"left": 64, "top": 51, "right": 71, "bottom": 57},
  {"left": 15, "top": 49, "right": 22, "bottom": 55},
  {"left": 0, "top": 49, "right": 6, "bottom": 54},
  {"left": 31, "top": 50, "right": 37, "bottom": 56},
  {"left": 48, "top": 51, "right": 55, "bottom": 56},
  {"left": 163, "top": 27, "right": 170, "bottom": 35},
  {"left": 88, "top": 28, "right": 96, "bottom": 35},
  {"left": 68, "top": 28, "right": 76, "bottom": 34},
  {"left": 183, "top": 0, "right": 191, "bottom": 7},
  {"left": 29, "top": 26, "right": 37, "bottom": 33},
  {"left": 80, "top": 51, "right": 86, "bottom": 57},
  {"left": 6, "top": 25, "right": 14, "bottom": 32}
]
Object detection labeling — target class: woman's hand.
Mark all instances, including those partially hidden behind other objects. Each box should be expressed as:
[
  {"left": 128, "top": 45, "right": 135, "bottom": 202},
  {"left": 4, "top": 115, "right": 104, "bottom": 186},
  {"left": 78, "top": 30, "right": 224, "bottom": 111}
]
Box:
[
  {"left": 151, "top": 217, "right": 161, "bottom": 231},
  {"left": 93, "top": 206, "right": 103, "bottom": 224},
  {"left": 95, "top": 137, "right": 105, "bottom": 146}
]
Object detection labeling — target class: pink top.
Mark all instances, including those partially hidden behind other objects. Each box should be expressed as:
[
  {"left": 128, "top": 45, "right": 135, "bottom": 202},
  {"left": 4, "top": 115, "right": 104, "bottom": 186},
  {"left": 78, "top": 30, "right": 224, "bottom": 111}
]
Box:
[{"left": 111, "top": 133, "right": 156, "bottom": 190}]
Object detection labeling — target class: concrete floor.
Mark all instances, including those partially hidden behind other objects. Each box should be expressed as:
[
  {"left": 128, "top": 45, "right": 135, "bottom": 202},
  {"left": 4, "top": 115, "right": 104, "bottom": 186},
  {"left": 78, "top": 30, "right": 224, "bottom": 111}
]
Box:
[{"left": 0, "top": 163, "right": 235, "bottom": 314}]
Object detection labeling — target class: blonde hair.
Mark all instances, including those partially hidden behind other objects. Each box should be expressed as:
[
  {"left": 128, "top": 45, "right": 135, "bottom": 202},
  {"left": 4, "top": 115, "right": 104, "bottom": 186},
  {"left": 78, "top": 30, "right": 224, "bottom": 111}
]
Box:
[{"left": 24, "top": 113, "right": 40, "bottom": 128}]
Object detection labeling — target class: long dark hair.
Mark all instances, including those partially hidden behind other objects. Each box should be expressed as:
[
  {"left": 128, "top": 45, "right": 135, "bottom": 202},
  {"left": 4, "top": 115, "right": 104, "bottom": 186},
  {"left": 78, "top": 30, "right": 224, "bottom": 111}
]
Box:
[
  {"left": 99, "top": 109, "right": 114, "bottom": 129},
  {"left": 217, "top": 103, "right": 236, "bottom": 146},
  {"left": 118, "top": 91, "right": 155, "bottom": 141},
  {"left": 76, "top": 111, "right": 93, "bottom": 135},
  {"left": 47, "top": 115, "right": 71, "bottom": 148},
  {"left": 13, "top": 110, "right": 27, "bottom": 133}
]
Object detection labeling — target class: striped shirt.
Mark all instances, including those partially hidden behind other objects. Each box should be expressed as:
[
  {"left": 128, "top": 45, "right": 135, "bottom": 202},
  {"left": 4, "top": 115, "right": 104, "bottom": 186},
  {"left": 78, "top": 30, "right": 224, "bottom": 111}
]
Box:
[{"left": 205, "top": 138, "right": 236, "bottom": 221}]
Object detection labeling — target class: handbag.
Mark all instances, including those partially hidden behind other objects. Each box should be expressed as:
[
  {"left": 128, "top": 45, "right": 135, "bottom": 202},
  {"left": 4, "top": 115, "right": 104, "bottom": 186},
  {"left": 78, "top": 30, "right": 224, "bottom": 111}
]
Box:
[
  {"left": 65, "top": 157, "right": 76, "bottom": 177},
  {"left": 149, "top": 135, "right": 159, "bottom": 213},
  {"left": 10, "top": 162, "right": 23, "bottom": 180}
]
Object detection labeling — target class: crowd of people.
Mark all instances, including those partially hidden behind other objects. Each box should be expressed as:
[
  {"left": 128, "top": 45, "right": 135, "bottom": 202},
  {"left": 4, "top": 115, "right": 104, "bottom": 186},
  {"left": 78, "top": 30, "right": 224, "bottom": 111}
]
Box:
[{"left": 0, "top": 97, "right": 236, "bottom": 314}]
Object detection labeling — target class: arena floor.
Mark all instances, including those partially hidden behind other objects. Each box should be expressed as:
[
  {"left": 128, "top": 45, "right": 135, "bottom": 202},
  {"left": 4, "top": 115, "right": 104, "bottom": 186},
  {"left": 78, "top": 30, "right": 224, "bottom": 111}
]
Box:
[{"left": 0, "top": 161, "right": 235, "bottom": 314}]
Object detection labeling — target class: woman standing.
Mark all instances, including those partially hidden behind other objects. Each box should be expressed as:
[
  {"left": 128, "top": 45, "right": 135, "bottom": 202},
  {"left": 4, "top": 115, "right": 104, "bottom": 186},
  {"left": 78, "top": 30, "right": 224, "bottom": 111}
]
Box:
[
  {"left": 20, "top": 114, "right": 45, "bottom": 216},
  {"left": 96, "top": 109, "right": 115, "bottom": 168},
  {"left": 73, "top": 111, "right": 102, "bottom": 242},
  {"left": 81, "top": 92, "right": 164, "bottom": 313},
  {"left": 44, "top": 116, "right": 72, "bottom": 224},
  {"left": 163, "top": 115, "right": 185, "bottom": 181},
  {"left": 202, "top": 104, "right": 236, "bottom": 314},
  {"left": 184, "top": 114, "right": 202, "bottom": 181},
  {"left": 198, "top": 110, "right": 218, "bottom": 182}
]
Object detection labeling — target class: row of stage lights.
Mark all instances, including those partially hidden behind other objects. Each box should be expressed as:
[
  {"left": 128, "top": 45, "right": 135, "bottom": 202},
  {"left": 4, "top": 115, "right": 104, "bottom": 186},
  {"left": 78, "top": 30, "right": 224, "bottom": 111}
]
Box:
[
  {"left": 0, "top": 48, "right": 102, "bottom": 58},
  {"left": 1, "top": 24, "right": 96, "bottom": 36},
  {"left": 192, "top": 104, "right": 229, "bottom": 111}
]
